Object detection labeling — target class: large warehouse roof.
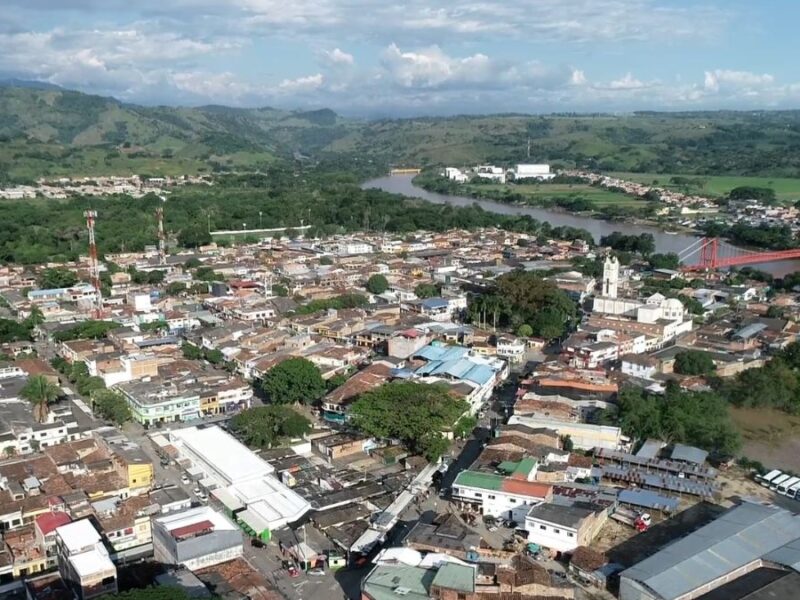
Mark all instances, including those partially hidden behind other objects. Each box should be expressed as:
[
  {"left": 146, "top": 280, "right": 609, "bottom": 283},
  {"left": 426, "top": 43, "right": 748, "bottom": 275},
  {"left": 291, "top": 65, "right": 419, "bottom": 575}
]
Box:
[
  {"left": 171, "top": 425, "right": 274, "bottom": 485},
  {"left": 621, "top": 502, "right": 800, "bottom": 600}
]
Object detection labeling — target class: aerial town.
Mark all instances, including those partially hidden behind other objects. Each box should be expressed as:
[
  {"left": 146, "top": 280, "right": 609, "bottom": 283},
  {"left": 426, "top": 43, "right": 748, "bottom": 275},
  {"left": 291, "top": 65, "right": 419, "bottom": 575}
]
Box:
[{"left": 0, "top": 197, "right": 798, "bottom": 600}]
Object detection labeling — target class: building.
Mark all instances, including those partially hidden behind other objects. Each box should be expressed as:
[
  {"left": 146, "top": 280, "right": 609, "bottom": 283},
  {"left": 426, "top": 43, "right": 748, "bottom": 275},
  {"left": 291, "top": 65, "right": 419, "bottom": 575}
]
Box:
[
  {"left": 444, "top": 167, "right": 468, "bottom": 183},
  {"left": 496, "top": 336, "right": 526, "bottom": 363},
  {"left": 524, "top": 502, "right": 608, "bottom": 554},
  {"left": 451, "top": 470, "right": 552, "bottom": 522},
  {"left": 514, "top": 164, "right": 555, "bottom": 181},
  {"left": 169, "top": 426, "right": 311, "bottom": 540},
  {"left": 619, "top": 502, "right": 800, "bottom": 600},
  {"left": 601, "top": 255, "right": 619, "bottom": 299},
  {"left": 55, "top": 519, "right": 117, "bottom": 600},
  {"left": 508, "top": 415, "right": 627, "bottom": 451},
  {"left": 152, "top": 506, "right": 243, "bottom": 571}
]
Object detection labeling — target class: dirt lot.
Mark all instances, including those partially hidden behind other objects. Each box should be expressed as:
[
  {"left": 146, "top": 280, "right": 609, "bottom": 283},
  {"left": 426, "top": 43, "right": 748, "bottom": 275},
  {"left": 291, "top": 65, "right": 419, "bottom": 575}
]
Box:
[
  {"left": 595, "top": 501, "right": 727, "bottom": 568},
  {"left": 730, "top": 407, "right": 800, "bottom": 472}
]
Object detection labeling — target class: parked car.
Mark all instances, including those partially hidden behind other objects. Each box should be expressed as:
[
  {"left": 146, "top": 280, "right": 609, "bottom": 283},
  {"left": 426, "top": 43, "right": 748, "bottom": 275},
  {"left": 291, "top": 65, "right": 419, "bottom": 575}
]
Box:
[
  {"left": 250, "top": 538, "right": 265, "bottom": 548},
  {"left": 503, "top": 519, "right": 518, "bottom": 529},
  {"left": 287, "top": 565, "right": 300, "bottom": 578},
  {"left": 181, "top": 474, "right": 190, "bottom": 484},
  {"left": 193, "top": 487, "right": 201, "bottom": 495},
  {"left": 308, "top": 567, "right": 325, "bottom": 576}
]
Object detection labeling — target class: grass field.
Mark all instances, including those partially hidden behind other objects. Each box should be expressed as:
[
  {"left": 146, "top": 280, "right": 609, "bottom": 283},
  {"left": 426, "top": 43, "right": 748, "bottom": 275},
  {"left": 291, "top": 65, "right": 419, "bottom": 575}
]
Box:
[
  {"left": 611, "top": 172, "right": 800, "bottom": 202},
  {"left": 730, "top": 407, "right": 800, "bottom": 471},
  {"left": 465, "top": 182, "right": 644, "bottom": 208}
]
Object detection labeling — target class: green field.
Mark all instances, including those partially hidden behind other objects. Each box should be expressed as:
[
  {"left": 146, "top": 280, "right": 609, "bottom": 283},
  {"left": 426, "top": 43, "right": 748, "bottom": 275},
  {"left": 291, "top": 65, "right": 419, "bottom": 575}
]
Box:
[
  {"left": 611, "top": 172, "right": 800, "bottom": 202},
  {"left": 465, "top": 182, "right": 644, "bottom": 207}
]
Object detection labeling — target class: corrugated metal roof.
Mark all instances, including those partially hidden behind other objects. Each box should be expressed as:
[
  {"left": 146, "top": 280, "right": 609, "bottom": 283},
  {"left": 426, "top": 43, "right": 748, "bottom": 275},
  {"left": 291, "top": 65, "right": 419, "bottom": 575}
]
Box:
[
  {"left": 670, "top": 444, "right": 708, "bottom": 465},
  {"left": 621, "top": 503, "right": 800, "bottom": 600},
  {"left": 617, "top": 489, "right": 679, "bottom": 512},
  {"left": 431, "top": 563, "right": 475, "bottom": 593}
]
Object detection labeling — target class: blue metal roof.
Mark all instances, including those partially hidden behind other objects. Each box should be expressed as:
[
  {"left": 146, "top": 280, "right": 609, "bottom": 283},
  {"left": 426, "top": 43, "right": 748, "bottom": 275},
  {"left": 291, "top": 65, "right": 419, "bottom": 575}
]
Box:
[
  {"left": 420, "top": 297, "right": 449, "bottom": 309},
  {"left": 414, "top": 344, "right": 469, "bottom": 362}
]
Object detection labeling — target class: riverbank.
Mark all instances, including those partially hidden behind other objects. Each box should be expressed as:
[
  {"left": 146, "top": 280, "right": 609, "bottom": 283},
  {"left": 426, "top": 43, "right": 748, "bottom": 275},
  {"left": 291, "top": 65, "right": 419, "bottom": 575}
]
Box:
[
  {"left": 362, "top": 174, "right": 800, "bottom": 277},
  {"left": 411, "top": 173, "right": 697, "bottom": 235}
]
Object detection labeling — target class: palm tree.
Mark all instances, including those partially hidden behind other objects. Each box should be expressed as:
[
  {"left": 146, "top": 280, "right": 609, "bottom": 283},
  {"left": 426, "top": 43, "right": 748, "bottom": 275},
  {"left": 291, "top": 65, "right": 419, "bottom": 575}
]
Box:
[{"left": 20, "top": 375, "right": 61, "bottom": 423}]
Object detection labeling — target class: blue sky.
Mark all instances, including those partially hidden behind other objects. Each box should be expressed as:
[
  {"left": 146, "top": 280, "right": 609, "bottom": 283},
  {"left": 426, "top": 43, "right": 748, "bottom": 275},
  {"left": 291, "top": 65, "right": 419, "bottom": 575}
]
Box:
[{"left": 1, "top": 0, "right": 797, "bottom": 115}]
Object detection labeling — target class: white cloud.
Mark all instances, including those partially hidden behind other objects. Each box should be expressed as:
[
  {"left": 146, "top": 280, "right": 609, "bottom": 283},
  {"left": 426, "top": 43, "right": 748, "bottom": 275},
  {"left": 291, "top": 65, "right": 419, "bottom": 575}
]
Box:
[
  {"left": 606, "top": 73, "right": 650, "bottom": 90},
  {"left": 322, "top": 47, "right": 354, "bottom": 66},
  {"left": 278, "top": 73, "right": 324, "bottom": 93},
  {"left": 704, "top": 69, "right": 774, "bottom": 93}
]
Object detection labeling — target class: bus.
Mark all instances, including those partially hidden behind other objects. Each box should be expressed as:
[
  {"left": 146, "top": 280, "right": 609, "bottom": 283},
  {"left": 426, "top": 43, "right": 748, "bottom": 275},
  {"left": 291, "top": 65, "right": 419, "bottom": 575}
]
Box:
[
  {"left": 787, "top": 480, "right": 800, "bottom": 500},
  {"left": 758, "top": 470, "right": 783, "bottom": 487},
  {"left": 770, "top": 474, "right": 791, "bottom": 491},
  {"left": 777, "top": 476, "right": 800, "bottom": 496}
]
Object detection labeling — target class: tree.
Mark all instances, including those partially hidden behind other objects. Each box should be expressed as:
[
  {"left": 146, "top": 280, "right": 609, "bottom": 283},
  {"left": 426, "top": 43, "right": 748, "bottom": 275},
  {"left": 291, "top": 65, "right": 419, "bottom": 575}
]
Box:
[
  {"left": 648, "top": 253, "right": 681, "bottom": 270},
  {"left": 674, "top": 350, "right": 716, "bottom": 376},
  {"left": 76, "top": 376, "right": 105, "bottom": 396},
  {"left": 366, "top": 274, "right": 389, "bottom": 294},
  {"left": 39, "top": 268, "right": 78, "bottom": 289},
  {"left": 20, "top": 375, "right": 61, "bottom": 423},
  {"left": 25, "top": 306, "right": 44, "bottom": 328},
  {"left": 147, "top": 270, "right": 165, "bottom": 284},
  {"left": 261, "top": 357, "right": 326, "bottom": 405},
  {"left": 195, "top": 266, "right": 219, "bottom": 282},
  {"left": 205, "top": 349, "right": 224, "bottom": 365},
  {"left": 516, "top": 324, "right": 533, "bottom": 338},
  {"left": 560, "top": 434, "right": 574, "bottom": 452},
  {"left": 229, "top": 405, "right": 312, "bottom": 448},
  {"left": 178, "top": 223, "right": 212, "bottom": 248},
  {"left": 183, "top": 257, "right": 202, "bottom": 269},
  {"left": 106, "top": 587, "right": 194, "bottom": 600},
  {"left": 531, "top": 307, "right": 567, "bottom": 340},
  {"left": 319, "top": 256, "right": 333, "bottom": 265},
  {"left": 326, "top": 373, "right": 349, "bottom": 391},
  {"left": 272, "top": 284, "right": 289, "bottom": 297},
  {"left": 166, "top": 282, "right": 187, "bottom": 296},
  {"left": 414, "top": 282, "right": 440, "bottom": 299},
  {"left": 453, "top": 415, "right": 478, "bottom": 439},
  {"left": 92, "top": 389, "right": 132, "bottom": 425},
  {"left": 350, "top": 382, "right": 468, "bottom": 460},
  {"left": 181, "top": 343, "right": 203, "bottom": 360}
]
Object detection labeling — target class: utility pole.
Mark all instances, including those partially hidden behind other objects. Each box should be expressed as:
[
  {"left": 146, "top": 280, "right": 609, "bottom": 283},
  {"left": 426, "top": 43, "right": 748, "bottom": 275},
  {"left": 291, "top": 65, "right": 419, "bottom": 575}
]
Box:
[{"left": 84, "top": 210, "right": 102, "bottom": 318}]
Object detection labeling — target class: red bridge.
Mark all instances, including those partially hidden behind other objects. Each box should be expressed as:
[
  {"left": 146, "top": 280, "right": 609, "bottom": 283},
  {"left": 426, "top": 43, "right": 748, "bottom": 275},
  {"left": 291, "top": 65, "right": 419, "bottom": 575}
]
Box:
[{"left": 680, "top": 237, "right": 800, "bottom": 271}]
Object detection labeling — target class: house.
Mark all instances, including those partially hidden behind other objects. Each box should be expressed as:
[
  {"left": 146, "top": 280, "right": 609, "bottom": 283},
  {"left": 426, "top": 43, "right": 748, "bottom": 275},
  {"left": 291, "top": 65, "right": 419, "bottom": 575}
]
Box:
[
  {"left": 55, "top": 519, "right": 117, "bottom": 600},
  {"left": 524, "top": 502, "right": 608, "bottom": 554},
  {"left": 152, "top": 506, "right": 243, "bottom": 571},
  {"left": 451, "top": 470, "right": 552, "bottom": 522}
]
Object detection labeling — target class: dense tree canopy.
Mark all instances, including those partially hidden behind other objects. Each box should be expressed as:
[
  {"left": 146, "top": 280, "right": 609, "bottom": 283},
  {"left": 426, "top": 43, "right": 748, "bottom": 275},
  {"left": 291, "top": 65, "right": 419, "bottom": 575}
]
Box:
[
  {"left": 599, "top": 232, "right": 655, "bottom": 255},
  {"left": 350, "top": 382, "right": 468, "bottom": 460},
  {"left": 52, "top": 320, "right": 120, "bottom": 342},
  {"left": 613, "top": 385, "right": 740, "bottom": 455},
  {"left": 38, "top": 267, "right": 79, "bottom": 289},
  {"left": 261, "top": 357, "right": 326, "bottom": 405},
  {"left": 229, "top": 405, "right": 311, "bottom": 448},
  {"left": 91, "top": 389, "right": 132, "bottom": 425},
  {"left": 414, "top": 282, "right": 441, "bottom": 299},
  {"left": 366, "top": 274, "right": 389, "bottom": 294},
  {"left": 674, "top": 350, "right": 716, "bottom": 376},
  {"left": 469, "top": 270, "right": 577, "bottom": 340}
]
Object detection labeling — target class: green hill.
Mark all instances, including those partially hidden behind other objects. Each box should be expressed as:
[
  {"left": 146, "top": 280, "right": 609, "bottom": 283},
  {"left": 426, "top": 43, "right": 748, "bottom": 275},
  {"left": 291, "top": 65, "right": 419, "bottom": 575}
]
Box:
[{"left": 3, "top": 84, "right": 800, "bottom": 181}]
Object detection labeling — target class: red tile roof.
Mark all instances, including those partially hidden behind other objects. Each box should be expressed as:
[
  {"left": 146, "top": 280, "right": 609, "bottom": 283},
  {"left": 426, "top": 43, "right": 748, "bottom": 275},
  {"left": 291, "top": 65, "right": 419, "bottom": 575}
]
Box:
[
  {"left": 501, "top": 479, "right": 552, "bottom": 500},
  {"left": 35, "top": 511, "right": 72, "bottom": 536},
  {"left": 171, "top": 519, "right": 214, "bottom": 540}
]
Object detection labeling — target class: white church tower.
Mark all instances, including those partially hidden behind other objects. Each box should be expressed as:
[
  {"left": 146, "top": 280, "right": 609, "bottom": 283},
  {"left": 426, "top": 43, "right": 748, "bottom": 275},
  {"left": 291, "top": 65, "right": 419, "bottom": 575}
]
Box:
[{"left": 602, "top": 255, "right": 619, "bottom": 299}]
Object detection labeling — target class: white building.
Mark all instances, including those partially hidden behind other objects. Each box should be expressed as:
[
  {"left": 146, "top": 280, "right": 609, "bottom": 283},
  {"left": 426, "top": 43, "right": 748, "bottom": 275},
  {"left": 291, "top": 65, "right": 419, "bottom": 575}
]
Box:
[
  {"left": 444, "top": 168, "right": 468, "bottom": 183},
  {"left": 524, "top": 503, "right": 607, "bottom": 553},
  {"left": 451, "top": 469, "right": 552, "bottom": 522},
  {"left": 496, "top": 336, "right": 526, "bottom": 363},
  {"left": 514, "top": 164, "right": 555, "bottom": 181},
  {"left": 55, "top": 519, "right": 117, "bottom": 600},
  {"left": 601, "top": 255, "right": 619, "bottom": 299},
  {"left": 169, "top": 426, "right": 311, "bottom": 540},
  {"left": 152, "top": 506, "right": 243, "bottom": 571},
  {"left": 474, "top": 166, "right": 506, "bottom": 183}
]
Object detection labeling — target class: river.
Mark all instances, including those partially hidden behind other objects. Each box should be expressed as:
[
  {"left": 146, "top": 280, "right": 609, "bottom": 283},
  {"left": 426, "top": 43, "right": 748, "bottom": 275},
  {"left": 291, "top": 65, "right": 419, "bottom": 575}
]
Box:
[{"left": 362, "top": 174, "right": 800, "bottom": 277}]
